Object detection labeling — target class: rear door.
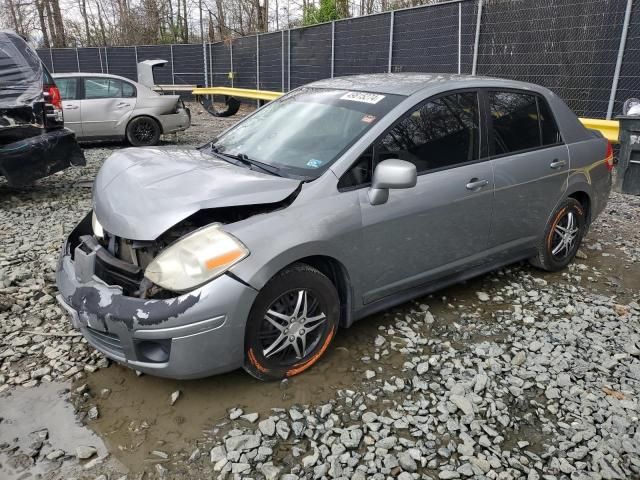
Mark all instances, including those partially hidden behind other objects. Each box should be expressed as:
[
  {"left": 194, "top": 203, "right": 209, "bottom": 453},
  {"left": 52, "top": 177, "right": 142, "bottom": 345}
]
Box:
[
  {"left": 342, "top": 91, "right": 495, "bottom": 304},
  {"left": 55, "top": 77, "right": 83, "bottom": 137},
  {"left": 487, "top": 90, "right": 568, "bottom": 248},
  {"left": 80, "top": 77, "right": 137, "bottom": 138}
]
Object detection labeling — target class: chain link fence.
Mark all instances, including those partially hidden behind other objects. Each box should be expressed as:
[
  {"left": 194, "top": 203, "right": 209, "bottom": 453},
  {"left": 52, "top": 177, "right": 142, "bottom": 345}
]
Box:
[{"left": 37, "top": 0, "right": 637, "bottom": 119}]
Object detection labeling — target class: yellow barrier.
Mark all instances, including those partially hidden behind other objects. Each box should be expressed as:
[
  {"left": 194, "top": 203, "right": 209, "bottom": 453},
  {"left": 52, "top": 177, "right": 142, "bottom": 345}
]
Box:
[
  {"left": 579, "top": 118, "right": 620, "bottom": 143},
  {"left": 191, "top": 86, "right": 283, "bottom": 102}
]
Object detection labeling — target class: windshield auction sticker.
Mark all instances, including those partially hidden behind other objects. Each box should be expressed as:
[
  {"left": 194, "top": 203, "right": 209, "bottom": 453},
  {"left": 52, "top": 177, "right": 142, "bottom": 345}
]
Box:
[{"left": 340, "top": 91, "right": 386, "bottom": 104}]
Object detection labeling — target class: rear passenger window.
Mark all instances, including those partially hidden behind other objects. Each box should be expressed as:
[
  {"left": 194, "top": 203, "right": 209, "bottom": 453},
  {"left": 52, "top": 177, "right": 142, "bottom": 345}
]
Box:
[
  {"left": 490, "top": 92, "right": 540, "bottom": 154},
  {"left": 55, "top": 78, "right": 78, "bottom": 100},
  {"left": 538, "top": 98, "right": 561, "bottom": 145},
  {"left": 490, "top": 91, "right": 562, "bottom": 155},
  {"left": 377, "top": 92, "right": 481, "bottom": 173}
]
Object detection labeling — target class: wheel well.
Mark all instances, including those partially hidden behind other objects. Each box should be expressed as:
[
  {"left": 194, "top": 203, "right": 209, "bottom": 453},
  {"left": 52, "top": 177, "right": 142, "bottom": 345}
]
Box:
[
  {"left": 294, "top": 255, "right": 352, "bottom": 328},
  {"left": 127, "top": 115, "right": 163, "bottom": 135},
  {"left": 568, "top": 191, "right": 591, "bottom": 225}
]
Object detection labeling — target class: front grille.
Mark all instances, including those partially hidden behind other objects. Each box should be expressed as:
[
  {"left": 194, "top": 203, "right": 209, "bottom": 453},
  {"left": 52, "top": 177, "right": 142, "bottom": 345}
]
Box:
[{"left": 85, "top": 327, "right": 125, "bottom": 359}]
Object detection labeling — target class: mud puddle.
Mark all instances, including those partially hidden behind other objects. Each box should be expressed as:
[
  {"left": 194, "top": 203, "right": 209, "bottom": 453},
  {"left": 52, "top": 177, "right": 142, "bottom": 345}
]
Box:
[{"left": 0, "top": 381, "right": 125, "bottom": 479}]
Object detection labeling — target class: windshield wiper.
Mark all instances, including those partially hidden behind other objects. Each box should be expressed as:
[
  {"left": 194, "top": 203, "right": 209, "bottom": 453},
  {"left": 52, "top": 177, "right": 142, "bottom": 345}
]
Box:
[{"left": 224, "top": 152, "right": 283, "bottom": 177}]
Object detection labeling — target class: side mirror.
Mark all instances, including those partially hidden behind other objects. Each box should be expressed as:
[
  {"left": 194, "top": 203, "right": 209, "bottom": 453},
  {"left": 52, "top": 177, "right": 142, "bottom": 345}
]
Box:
[{"left": 368, "top": 159, "right": 417, "bottom": 205}]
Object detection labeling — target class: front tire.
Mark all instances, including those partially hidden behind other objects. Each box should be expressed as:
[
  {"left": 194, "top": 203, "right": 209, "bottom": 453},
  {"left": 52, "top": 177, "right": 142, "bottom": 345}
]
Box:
[
  {"left": 126, "top": 116, "right": 161, "bottom": 147},
  {"left": 530, "top": 197, "right": 586, "bottom": 272},
  {"left": 244, "top": 264, "right": 339, "bottom": 381}
]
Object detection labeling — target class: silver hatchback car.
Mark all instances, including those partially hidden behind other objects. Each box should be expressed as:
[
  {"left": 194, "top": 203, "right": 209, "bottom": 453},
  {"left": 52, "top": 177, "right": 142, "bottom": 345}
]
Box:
[
  {"left": 52, "top": 73, "right": 190, "bottom": 146},
  {"left": 56, "top": 74, "right": 613, "bottom": 380}
]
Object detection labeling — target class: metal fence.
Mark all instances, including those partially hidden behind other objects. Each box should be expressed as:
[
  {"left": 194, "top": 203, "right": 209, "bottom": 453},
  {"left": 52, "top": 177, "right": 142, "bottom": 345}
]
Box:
[{"left": 37, "top": 0, "right": 638, "bottom": 119}]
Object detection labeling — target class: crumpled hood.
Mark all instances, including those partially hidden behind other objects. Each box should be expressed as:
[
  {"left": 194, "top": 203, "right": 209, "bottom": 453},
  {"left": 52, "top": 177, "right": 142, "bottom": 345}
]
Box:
[{"left": 93, "top": 147, "right": 300, "bottom": 240}]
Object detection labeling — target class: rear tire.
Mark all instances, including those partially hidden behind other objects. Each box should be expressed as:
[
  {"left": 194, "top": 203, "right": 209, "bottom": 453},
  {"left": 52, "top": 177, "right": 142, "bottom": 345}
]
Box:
[
  {"left": 126, "top": 116, "right": 161, "bottom": 147},
  {"left": 243, "top": 263, "right": 339, "bottom": 381},
  {"left": 530, "top": 197, "right": 586, "bottom": 272}
]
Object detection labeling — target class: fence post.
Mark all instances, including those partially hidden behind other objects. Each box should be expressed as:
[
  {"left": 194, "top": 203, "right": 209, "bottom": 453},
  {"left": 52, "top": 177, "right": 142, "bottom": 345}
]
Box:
[
  {"left": 458, "top": 3, "right": 462, "bottom": 75},
  {"left": 170, "top": 45, "right": 175, "bottom": 85},
  {"left": 104, "top": 47, "right": 109, "bottom": 74},
  {"left": 607, "top": 0, "right": 633, "bottom": 120},
  {"left": 75, "top": 48, "right": 80, "bottom": 72},
  {"left": 98, "top": 47, "right": 104, "bottom": 73},
  {"left": 134, "top": 46, "right": 139, "bottom": 65},
  {"left": 388, "top": 11, "right": 395, "bottom": 73},
  {"left": 281, "top": 30, "right": 285, "bottom": 92},
  {"left": 209, "top": 43, "right": 213, "bottom": 87},
  {"left": 331, "top": 21, "right": 335, "bottom": 78},
  {"left": 202, "top": 42, "right": 208, "bottom": 87},
  {"left": 230, "top": 40, "right": 234, "bottom": 88},
  {"left": 287, "top": 30, "right": 291, "bottom": 91},
  {"left": 472, "top": 0, "right": 483, "bottom": 76},
  {"left": 257, "top": 34, "right": 260, "bottom": 89},
  {"left": 49, "top": 47, "right": 54, "bottom": 73}
]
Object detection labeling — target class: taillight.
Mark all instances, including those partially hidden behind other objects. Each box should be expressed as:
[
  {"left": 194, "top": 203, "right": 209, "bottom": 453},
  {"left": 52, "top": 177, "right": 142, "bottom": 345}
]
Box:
[
  {"left": 44, "top": 84, "right": 62, "bottom": 110},
  {"left": 605, "top": 142, "right": 614, "bottom": 172}
]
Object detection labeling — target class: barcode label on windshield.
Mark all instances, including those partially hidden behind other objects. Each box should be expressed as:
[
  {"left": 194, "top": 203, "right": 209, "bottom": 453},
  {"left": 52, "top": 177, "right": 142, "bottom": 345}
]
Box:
[{"left": 340, "top": 92, "right": 386, "bottom": 104}]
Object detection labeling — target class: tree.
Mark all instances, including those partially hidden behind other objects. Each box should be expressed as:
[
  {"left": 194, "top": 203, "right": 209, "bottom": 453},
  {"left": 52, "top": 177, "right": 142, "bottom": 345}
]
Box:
[{"left": 302, "top": 0, "right": 346, "bottom": 26}]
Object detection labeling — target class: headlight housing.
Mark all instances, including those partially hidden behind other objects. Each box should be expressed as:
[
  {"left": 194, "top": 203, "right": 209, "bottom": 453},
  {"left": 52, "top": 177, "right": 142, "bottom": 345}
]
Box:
[
  {"left": 144, "top": 224, "right": 249, "bottom": 292},
  {"left": 92, "top": 211, "right": 104, "bottom": 239}
]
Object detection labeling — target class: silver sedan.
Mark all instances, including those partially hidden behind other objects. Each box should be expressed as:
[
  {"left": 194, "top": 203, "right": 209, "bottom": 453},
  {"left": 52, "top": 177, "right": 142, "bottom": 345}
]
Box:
[
  {"left": 52, "top": 72, "right": 190, "bottom": 146},
  {"left": 56, "top": 74, "right": 613, "bottom": 381}
]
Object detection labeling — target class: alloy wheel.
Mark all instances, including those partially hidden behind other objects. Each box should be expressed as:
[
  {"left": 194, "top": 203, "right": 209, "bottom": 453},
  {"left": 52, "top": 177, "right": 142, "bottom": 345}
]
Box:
[
  {"left": 551, "top": 210, "right": 580, "bottom": 258},
  {"left": 133, "top": 119, "right": 156, "bottom": 144},
  {"left": 259, "top": 289, "right": 327, "bottom": 364}
]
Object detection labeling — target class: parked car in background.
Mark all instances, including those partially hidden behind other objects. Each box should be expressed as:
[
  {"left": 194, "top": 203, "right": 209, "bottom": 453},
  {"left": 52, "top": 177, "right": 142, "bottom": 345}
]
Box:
[
  {"left": 0, "top": 31, "right": 85, "bottom": 186},
  {"left": 56, "top": 74, "right": 613, "bottom": 381},
  {"left": 52, "top": 73, "right": 191, "bottom": 146}
]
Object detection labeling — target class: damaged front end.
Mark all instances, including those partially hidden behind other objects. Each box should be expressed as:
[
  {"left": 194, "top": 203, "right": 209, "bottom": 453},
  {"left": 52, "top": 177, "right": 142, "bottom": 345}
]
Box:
[
  {"left": 56, "top": 210, "right": 260, "bottom": 379},
  {"left": 55, "top": 198, "right": 298, "bottom": 378}
]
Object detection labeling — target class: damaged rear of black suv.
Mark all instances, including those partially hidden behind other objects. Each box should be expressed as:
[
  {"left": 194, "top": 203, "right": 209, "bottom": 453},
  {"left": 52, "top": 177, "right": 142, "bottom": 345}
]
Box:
[{"left": 0, "top": 31, "right": 85, "bottom": 186}]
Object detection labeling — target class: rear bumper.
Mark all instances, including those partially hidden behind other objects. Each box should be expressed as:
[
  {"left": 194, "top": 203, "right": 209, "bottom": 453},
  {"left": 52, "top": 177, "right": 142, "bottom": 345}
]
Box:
[
  {"left": 0, "top": 128, "right": 85, "bottom": 185},
  {"left": 159, "top": 109, "right": 191, "bottom": 134}
]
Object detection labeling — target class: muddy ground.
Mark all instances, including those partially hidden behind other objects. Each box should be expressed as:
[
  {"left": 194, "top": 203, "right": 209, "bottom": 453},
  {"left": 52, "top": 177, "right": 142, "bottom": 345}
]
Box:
[{"left": 1, "top": 102, "right": 639, "bottom": 479}]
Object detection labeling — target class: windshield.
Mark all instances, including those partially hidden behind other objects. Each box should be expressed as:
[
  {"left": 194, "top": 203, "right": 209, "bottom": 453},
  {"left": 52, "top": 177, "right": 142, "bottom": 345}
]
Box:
[{"left": 211, "top": 87, "right": 404, "bottom": 178}]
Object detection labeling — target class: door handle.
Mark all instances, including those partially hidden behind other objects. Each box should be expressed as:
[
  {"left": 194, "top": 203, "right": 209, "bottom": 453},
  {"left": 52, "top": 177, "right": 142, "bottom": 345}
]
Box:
[
  {"left": 466, "top": 178, "right": 489, "bottom": 191},
  {"left": 550, "top": 159, "right": 566, "bottom": 169},
  {"left": 116, "top": 102, "right": 131, "bottom": 108},
  {"left": 64, "top": 105, "right": 78, "bottom": 110}
]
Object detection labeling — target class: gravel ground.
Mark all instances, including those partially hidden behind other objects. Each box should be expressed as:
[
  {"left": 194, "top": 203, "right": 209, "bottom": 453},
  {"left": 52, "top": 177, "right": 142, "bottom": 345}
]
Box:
[{"left": 1, "top": 103, "right": 640, "bottom": 479}]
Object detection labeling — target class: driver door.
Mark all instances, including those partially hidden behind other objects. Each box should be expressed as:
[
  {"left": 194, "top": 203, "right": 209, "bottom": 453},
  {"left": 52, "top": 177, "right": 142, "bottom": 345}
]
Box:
[{"left": 348, "top": 91, "right": 495, "bottom": 304}]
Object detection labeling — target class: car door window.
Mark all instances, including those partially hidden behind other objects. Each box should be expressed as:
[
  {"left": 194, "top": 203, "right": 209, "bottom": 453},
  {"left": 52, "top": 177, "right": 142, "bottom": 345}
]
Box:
[
  {"left": 121, "top": 81, "right": 136, "bottom": 98},
  {"left": 538, "top": 97, "right": 562, "bottom": 146},
  {"left": 377, "top": 92, "right": 480, "bottom": 173},
  {"left": 55, "top": 78, "right": 78, "bottom": 100},
  {"left": 84, "top": 78, "right": 128, "bottom": 99}
]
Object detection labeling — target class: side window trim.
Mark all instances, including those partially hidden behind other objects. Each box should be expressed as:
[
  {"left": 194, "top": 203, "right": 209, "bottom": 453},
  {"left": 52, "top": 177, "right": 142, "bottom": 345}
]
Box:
[
  {"left": 484, "top": 88, "right": 564, "bottom": 159},
  {"left": 337, "top": 88, "right": 486, "bottom": 191}
]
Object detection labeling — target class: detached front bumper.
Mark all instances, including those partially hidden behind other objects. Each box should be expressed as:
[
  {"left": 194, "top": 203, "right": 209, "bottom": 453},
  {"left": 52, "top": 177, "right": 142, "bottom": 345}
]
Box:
[{"left": 55, "top": 218, "right": 257, "bottom": 379}]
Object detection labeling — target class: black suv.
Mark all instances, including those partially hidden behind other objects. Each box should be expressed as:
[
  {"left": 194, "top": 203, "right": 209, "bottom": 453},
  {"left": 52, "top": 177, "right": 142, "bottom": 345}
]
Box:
[{"left": 0, "top": 31, "right": 85, "bottom": 186}]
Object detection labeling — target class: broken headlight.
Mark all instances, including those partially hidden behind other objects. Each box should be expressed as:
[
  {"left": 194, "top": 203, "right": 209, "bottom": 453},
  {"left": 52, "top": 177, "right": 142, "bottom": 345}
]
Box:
[
  {"left": 144, "top": 224, "right": 249, "bottom": 292},
  {"left": 92, "top": 211, "right": 104, "bottom": 239}
]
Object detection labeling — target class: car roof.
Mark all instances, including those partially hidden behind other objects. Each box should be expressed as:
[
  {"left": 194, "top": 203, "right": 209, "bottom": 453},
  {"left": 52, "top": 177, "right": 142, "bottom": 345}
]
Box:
[
  {"left": 52, "top": 72, "right": 134, "bottom": 82},
  {"left": 308, "top": 73, "right": 545, "bottom": 97}
]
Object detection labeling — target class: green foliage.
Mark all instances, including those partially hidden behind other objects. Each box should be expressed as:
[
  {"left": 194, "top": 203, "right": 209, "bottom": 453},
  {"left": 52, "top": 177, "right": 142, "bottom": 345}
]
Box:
[{"left": 303, "top": 0, "right": 348, "bottom": 26}]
